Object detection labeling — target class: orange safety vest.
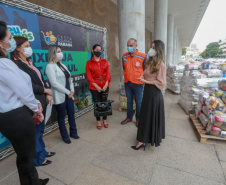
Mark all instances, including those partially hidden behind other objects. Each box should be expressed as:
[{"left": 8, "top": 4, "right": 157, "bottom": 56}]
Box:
[{"left": 122, "top": 50, "right": 146, "bottom": 84}]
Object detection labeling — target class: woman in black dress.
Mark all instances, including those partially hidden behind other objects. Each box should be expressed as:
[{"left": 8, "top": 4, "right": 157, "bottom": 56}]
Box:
[{"left": 131, "top": 40, "right": 166, "bottom": 150}]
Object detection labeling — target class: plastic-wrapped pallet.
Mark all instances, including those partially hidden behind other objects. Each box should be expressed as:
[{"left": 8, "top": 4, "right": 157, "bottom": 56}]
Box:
[
  {"left": 179, "top": 62, "right": 224, "bottom": 114},
  {"left": 167, "top": 64, "right": 184, "bottom": 94},
  {"left": 196, "top": 92, "right": 226, "bottom": 138},
  {"left": 178, "top": 63, "right": 202, "bottom": 114}
]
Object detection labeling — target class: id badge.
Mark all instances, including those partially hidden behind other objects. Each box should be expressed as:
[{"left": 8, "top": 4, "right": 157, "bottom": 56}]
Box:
[{"left": 136, "top": 62, "right": 140, "bottom": 66}]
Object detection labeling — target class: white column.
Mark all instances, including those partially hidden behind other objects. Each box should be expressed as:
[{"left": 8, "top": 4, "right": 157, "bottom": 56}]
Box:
[
  {"left": 177, "top": 41, "right": 182, "bottom": 63},
  {"left": 167, "top": 14, "right": 174, "bottom": 66},
  {"left": 118, "top": 0, "right": 145, "bottom": 81},
  {"left": 154, "top": 0, "right": 168, "bottom": 55},
  {"left": 173, "top": 27, "right": 178, "bottom": 64},
  {"left": 176, "top": 35, "right": 180, "bottom": 64}
]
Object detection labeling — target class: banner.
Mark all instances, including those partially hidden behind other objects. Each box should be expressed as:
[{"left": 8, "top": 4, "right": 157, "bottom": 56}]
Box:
[{"left": 0, "top": 3, "right": 104, "bottom": 151}]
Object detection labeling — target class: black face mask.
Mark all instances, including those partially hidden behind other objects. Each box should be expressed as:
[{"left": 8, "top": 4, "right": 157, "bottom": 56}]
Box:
[{"left": 94, "top": 51, "right": 102, "bottom": 57}]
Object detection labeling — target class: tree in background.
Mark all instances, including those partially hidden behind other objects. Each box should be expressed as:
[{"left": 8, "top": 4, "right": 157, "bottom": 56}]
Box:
[
  {"left": 200, "top": 42, "right": 222, "bottom": 58},
  {"left": 182, "top": 48, "right": 187, "bottom": 55}
]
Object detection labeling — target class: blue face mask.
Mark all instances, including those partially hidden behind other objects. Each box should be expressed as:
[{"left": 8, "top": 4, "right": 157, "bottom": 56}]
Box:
[
  {"left": 127, "top": 46, "right": 134, "bottom": 53},
  {"left": 2, "top": 37, "right": 17, "bottom": 53}
]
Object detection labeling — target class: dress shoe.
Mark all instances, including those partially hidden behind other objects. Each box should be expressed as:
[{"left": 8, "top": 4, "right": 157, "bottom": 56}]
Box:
[
  {"left": 131, "top": 143, "right": 146, "bottom": 151},
  {"left": 97, "top": 125, "right": 102, "bottom": 130},
  {"left": 41, "top": 160, "right": 52, "bottom": 166},
  {"left": 40, "top": 178, "right": 49, "bottom": 185},
  {"left": 121, "top": 118, "right": 132, "bottom": 125},
  {"left": 47, "top": 152, "right": 56, "bottom": 158},
  {"left": 63, "top": 138, "right": 71, "bottom": 144},
  {"left": 136, "top": 121, "right": 139, "bottom": 127},
  {"left": 70, "top": 135, "right": 80, "bottom": 139},
  {"left": 103, "top": 120, "right": 108, "bottom": 128}
]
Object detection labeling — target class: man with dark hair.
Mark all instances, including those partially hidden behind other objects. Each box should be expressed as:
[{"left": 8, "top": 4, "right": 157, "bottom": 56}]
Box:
[{"left": 121, "top": 38, "right": 147, "bottom": 127}]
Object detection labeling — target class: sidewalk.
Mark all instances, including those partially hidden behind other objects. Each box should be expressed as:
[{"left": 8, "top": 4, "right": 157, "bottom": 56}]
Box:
[{"left": 1, "top": 74, "right": 226, "bottom": 185}]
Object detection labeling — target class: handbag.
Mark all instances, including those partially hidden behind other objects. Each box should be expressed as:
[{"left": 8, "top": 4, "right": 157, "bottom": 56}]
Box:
[{"left": 94, "top": 100, "right": 114, "bottom": 117}]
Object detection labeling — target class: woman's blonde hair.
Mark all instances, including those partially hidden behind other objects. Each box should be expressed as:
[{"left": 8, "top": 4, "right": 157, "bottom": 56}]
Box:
[
  {"left": 146, "top": 40, "right": 165, "bottom": 73},
  {"left": 48, "top": 45, "right": 61, "bottom": 64}
]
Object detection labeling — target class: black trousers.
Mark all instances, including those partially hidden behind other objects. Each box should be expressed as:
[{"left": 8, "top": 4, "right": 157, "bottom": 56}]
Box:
[
  {"left": 90, "top": 88, "right": 109, "bottom": 121},
  {"left": 0, "top": 106, "right": 42, "bottom": 185}
]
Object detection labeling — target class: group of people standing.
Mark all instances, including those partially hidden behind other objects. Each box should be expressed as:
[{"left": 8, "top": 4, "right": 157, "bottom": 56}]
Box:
[
  {"left": 119, "top": 38, "right": 166, "bottom": 150},
  {"left": 0, "top": 20, "right": 111, "bottom": 185},
  {"left": 0, "top": 19, "right": 166, "bottom": 185}
]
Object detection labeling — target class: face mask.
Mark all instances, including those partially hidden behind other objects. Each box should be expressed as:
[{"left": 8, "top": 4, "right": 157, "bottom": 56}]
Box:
[
  {"left": 1, "top": 37, "right": 17, "bottom": 53},
  {"left": 127, "top": 47, "right": 134, "bottom": 53},
  {"left": 94, "top": 51, "right": 102, "bottom": 57},
  {"left": 148, "top": 48, "right": 157, "bottom": 57},
  {"left": 56, "top": 52, "right": 63, "bottom": 61},
  {"left": 23, "top": 47, "right": 33, "bottom": 57}
]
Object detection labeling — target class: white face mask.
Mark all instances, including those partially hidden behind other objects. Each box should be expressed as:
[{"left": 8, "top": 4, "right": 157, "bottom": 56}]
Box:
[
  {"left": 56, "top": 52, "right": 63, "bottom": 61},
  {"left": 23, "top": 47, "right": 33, "bottom": 57},
  {"left": 148, "top": 48, "right": 157, "bottom": 57}
]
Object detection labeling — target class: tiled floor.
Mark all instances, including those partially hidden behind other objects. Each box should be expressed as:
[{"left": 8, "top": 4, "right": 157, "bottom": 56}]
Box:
[{"left": 1, "top": 74, "right": 226, "bottom": 185}]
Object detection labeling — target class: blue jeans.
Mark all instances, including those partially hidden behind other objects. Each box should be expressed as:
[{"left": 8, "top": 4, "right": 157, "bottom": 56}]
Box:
[
  {"left": 34, "top": 120, "right": 48, "bottom": 166},
  {"left": 55, "top": 96, "right": 78, "bottom": 141},
  {"left": 125, "top": 81, "right": 143, "bottom": 121}
]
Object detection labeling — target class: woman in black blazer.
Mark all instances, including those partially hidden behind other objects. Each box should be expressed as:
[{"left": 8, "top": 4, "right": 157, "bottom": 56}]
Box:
[{"left": 11, "top": 36, "right": 55, "bottom": 166}]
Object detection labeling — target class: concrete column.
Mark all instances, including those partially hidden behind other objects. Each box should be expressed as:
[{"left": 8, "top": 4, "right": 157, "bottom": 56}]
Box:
[
  {"left": 167, "top": 14, "right": 174, "bottom": 66},
  {"left": 118, "top": 0, "right": 145, "bottom": 81},
  {"left": 173, "top": 27, "right": 178, "bottom": 64},
  {"left": 177, "top": 41, "right": 182, "bottom": 63},
  {"left": 154, "top": 0, "right": 168, "bottom": 55},
  {"left": 176, "top": 35, "right": 180, "bottom": 64}
]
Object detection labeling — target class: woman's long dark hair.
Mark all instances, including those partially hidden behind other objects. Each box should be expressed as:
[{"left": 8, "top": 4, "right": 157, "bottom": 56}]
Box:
[
  {"left": 91, "top": 44, "right": 102, "bottom": 59},
  {"left": 0, "top": 21, "right": 8, "bottom": 57}
]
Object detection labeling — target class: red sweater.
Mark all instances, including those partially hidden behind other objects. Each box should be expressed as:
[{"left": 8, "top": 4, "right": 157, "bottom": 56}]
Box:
[{"left": 86, "top": 57, "right": 111, "bottom": 90}]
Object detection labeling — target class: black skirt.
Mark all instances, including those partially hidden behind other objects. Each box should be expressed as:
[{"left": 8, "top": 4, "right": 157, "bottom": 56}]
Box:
[{"left": 137, "top": 84, "right": 165, "bottom": 147}]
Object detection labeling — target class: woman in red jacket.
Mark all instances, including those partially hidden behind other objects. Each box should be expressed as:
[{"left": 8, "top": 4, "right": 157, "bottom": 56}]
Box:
[{"left": 86, "top": 44, "right": 111, "bottom": 130}]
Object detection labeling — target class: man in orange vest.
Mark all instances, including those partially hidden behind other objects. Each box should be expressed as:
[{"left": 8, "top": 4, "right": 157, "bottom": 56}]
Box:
[{"left": 121, "top": 38, "right": 147, "bottom": 127}]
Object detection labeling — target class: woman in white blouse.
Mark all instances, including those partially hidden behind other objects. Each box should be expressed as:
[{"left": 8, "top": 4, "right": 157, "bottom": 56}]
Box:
[
  {"left": 46, "top": 46, "right": 79, "bottom": 144},
  {"left": 0, "top": 21, "right": 49, "bottom": 184}
]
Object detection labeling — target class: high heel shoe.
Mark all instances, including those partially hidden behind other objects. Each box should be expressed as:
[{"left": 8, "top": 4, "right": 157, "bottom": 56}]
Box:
[
  {"left": 131, "top": 143, "right": 146, "bottom": 151},
  {"left": 97, "top": 120, "right": 102, "bottom": 130},
  {"left": 97, "top": 125, "right": 102, "bottom": 130},
  {"left": 103, "top": 120, "right": 108, "bottom": 128}
]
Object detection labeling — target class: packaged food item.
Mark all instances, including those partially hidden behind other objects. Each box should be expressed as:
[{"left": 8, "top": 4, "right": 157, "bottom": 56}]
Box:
[
  {"left": 199, "top": 113, "right": 209, "bottom": 127},
  {"left": 210, "top": 130, "right": 220, "bottom": 136},
  {"left": 202, "top": 106, "right": 212, "bottom": 116},
  {"left": 220, "top": 131, "right": 226, "bottom": 137},
  {"left": 218, "top": 79, "right": 226, "bottom": 91},
  {"left": 215, "top": 90, "right": 224, "bottom": 98},
  {"left": 201, "top": 62, "right": 210, "bottom": 70},
  {"left": 201, "top": 69, "right": 222, "bottom": 78},
  {"left": 168, "top": 72, "right": 183, "bottom": 78},
  {"left": 207, "top": 96, "right": 225, "bottom": 111},
  {"left": 222, "top": 94, "right": 226, "bottom": 104},
  {"left": 185, "top": 63, "right": 200, "bottom": 71},
  {"left": 189, "top": 70, "right": 203, "bottom": 79},
  {"left": 210, "top": 125, "right": 221, "bottom": 136},
  {"left": 198, "top": 91, "right": 209, "bottom": 104},
  {"left": 213, "top": 115, "right": 225, "bottom": 127},
  {"left": 167, "top": 65, "right": 185, "bottom": 73}
]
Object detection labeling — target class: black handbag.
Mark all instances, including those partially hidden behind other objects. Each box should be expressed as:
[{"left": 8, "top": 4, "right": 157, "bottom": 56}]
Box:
[{"left": 94, "top": 100, "right": 114, "bottom": 117}]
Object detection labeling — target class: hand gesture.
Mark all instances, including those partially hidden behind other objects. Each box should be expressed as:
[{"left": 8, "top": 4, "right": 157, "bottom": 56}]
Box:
[
  {"left": 68, "top": 91, "right": 74, "bottom": 99},
  {"left": 102, "top": 81, "right": 108, "bottom": 92},
  {"left": 44, "top": 88, "right": 52, "bottom": 96},
  {"left": 137, "top": 77, "right": 146, "bottom": 83},
  {"left": 46, "top": 95, "right": 53, "bottom": 106}
]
